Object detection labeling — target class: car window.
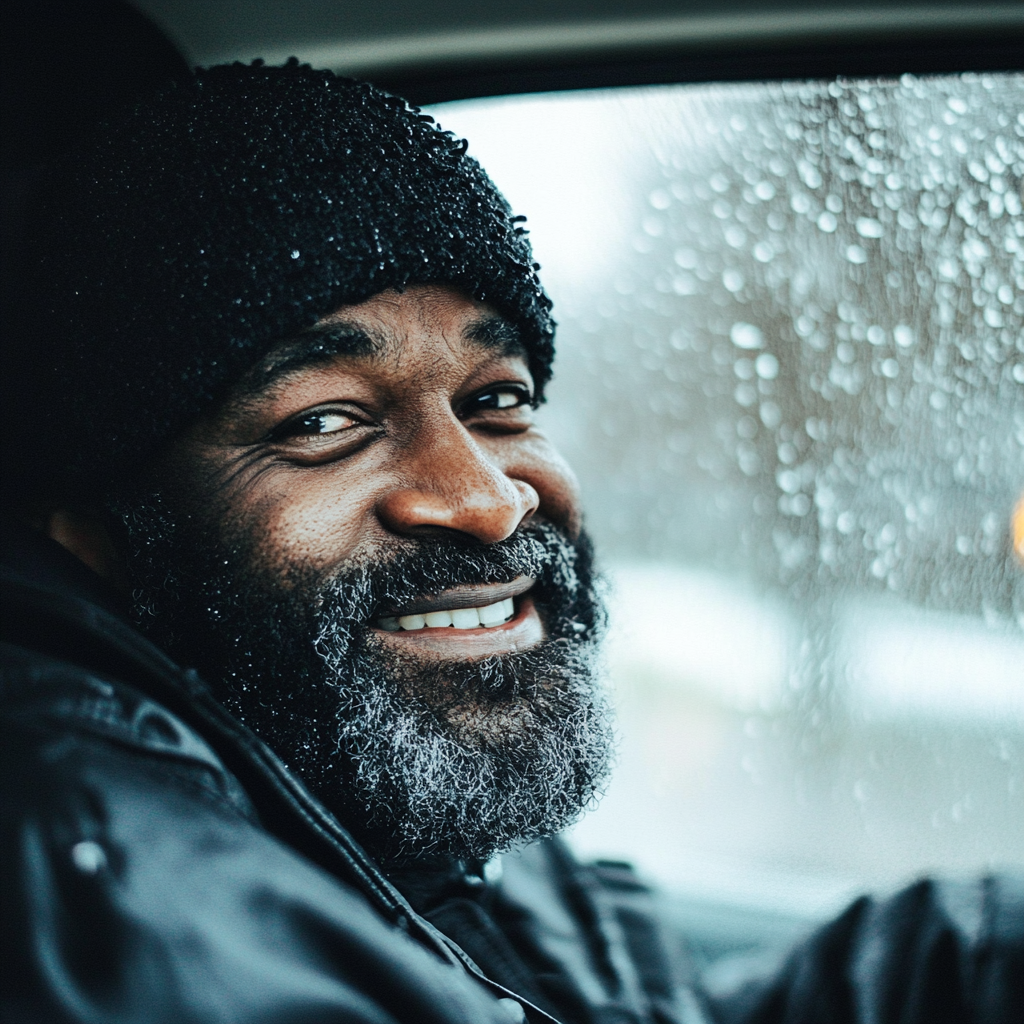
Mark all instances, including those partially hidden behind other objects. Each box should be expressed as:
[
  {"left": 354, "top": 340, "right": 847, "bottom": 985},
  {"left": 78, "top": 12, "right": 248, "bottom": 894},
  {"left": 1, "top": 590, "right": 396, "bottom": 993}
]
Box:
[{"left": 429, "top": 73, "right": 1024, "bottom": 954}]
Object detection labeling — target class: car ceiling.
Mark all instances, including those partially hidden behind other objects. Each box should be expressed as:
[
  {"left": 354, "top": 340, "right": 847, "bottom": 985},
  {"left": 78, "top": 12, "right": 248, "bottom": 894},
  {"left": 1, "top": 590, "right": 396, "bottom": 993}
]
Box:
[{"left": 133, "top": 0, "right": 1023, "bottom": 103}]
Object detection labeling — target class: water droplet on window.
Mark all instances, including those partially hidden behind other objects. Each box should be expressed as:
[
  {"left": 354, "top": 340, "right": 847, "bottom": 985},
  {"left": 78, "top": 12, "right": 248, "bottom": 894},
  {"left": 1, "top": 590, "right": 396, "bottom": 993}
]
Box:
[
  {"left": 730, "top": 322, "right": 764, "bottom": 350},
  {"left": 893, "top": 325, "right": 915, "bottom": 347},
  {"left": 734, "top": 358, "right": 755, "bottom": 380},
  {"left": 725, "top": 225, "right": 746, "bottom": 248},
  {"left": 837, "top": 511, "right": 857, "bottom": 534},
  {"left": 760, "top": 401, "right": 782, "bottom": 428},
  {"left": 855, "top": 217, "right": 884, "bottom": 238},
  {"left": 723, "top": 269, "right": 745, "bottom": 292},
  {"left": 674, "top": 247, "right": 698, "bottom": 269},
  {"left": 778, "top": 441, "right": 797, "bottom": 464},
  {"left": 649, "top": 188, "right": 671, "bottom": 210},
  {"left": 734, "top": 382, "right": 757, "bottom": 407},
  {"left": 755, "top": 353, "right": 779, "bottom": 380},
  {"left": 642, "top": 216, "right": 664, "bottom": 237},
  {"left": 709, "top": 172, "right": 730, "bottom": 193}
]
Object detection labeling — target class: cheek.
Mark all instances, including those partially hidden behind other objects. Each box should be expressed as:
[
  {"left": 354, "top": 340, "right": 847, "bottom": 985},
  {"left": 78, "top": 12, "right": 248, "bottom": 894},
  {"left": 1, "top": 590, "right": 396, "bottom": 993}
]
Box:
[
  {"left": 229, "top": 469, "right": 377, "bottom": 575},
  {"left": 505, "top": 435, "right": 583, "bottom": 538}
]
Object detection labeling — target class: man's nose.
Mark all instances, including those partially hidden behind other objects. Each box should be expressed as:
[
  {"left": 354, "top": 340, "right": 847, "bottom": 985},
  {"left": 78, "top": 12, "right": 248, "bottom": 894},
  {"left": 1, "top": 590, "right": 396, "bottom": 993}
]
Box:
[{"left": 376, "top": 420, "right": 540, "bottom": 545}]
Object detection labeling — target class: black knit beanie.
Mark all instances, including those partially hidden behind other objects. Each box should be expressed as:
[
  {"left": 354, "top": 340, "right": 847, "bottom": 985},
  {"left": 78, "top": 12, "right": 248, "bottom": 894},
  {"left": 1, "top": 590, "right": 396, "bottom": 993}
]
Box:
[{"left": 3, "top": 61, "right": 554, "bottom": 503}]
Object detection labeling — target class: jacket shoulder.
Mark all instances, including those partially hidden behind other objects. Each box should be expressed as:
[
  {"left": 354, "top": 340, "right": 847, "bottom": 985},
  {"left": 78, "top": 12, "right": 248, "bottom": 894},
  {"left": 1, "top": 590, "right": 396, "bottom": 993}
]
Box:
[{"left": 2, "top": 637, "right": 256, "bottom": 819}]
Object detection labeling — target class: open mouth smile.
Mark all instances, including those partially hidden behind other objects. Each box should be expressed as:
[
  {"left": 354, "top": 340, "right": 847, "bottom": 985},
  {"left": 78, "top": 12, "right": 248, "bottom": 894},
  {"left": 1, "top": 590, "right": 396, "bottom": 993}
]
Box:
[
  {"left": 372, "top": 575, "right": 543, "bottom": 656},
  {"left": 381, "top": 597, "right": 516, "bottom": 631},
  {"left": 376, "top": 575, "right": 535, "bottom": 632}
]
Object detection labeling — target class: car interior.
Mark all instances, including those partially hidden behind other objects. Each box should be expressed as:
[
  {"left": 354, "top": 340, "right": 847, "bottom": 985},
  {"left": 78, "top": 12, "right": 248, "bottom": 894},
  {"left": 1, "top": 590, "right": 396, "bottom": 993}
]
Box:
[{"left": 4, "top": 0, "right": 1022, "bottom": 996}]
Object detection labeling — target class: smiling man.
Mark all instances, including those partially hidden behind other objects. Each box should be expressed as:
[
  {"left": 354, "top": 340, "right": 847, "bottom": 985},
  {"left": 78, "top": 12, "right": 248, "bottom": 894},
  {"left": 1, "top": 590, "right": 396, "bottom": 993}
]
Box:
[
  {"left": 2, "top": 61, "right": 1021, "bottom": 1024},
  {"left": 1, "top": 62, "right": 623, "bottom": 1024},
  {"left": 110, "top": 284, "right": 610, "bottom": 868}
]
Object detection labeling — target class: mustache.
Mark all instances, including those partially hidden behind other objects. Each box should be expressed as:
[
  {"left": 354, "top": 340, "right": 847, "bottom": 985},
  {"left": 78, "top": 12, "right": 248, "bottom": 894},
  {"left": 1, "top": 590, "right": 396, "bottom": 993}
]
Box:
[{"left": 312, "top": 520, "right": 597, "bottom": 640}]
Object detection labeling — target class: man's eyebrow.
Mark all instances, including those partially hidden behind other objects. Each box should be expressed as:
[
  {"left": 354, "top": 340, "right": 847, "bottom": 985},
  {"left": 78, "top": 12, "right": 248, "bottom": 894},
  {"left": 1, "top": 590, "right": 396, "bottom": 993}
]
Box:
[
  {"left": 235, "top": 322, "right": 383, "bottom": 403},
  {"left": 466, "top": 315, "right": 526, "bottom": 357},
  {"left": 226, "top": 313, "right": 524, "bottom": 410}
]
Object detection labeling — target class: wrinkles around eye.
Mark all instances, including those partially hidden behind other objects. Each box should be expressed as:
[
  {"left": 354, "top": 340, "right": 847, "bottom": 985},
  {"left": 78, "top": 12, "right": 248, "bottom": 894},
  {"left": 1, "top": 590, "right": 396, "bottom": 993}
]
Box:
[{"left": 264, "top": 413, "right": 380, "bottom": 464}]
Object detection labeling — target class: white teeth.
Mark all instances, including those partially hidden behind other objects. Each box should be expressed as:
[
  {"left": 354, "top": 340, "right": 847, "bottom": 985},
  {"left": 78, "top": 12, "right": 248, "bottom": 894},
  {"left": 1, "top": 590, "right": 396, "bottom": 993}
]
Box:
[
  {"left": 382, "top": 597, "right": 517, "bottom": 632},
  {"left": 478, "top": 600, "right": 508, "bottom": 626},
  {"left": 451, "top": 607, "right": 481, "bottom": 629}
]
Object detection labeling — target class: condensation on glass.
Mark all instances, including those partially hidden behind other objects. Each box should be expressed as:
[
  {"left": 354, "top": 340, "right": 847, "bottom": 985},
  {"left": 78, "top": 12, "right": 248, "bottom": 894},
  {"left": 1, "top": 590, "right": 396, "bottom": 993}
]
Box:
[{"left": 430, "top": 75, "right": 1024, "bottom": 920}]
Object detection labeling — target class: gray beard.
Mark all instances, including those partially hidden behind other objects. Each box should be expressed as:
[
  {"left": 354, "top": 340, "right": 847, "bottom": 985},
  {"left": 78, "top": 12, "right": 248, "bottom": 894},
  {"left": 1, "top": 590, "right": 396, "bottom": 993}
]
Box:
[
  {"left": 111, "top": 492, "right": 615, "bottom": 865},
  {"left": 316, "top": 583, "right": 614, "bottom": 863}
]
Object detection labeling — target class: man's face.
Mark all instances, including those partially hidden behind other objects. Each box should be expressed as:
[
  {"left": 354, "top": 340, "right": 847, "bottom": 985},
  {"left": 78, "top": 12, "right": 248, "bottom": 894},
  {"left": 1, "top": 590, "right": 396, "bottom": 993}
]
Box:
[{"left": 114, "top": 285, "right": 612, "bottom": 863}]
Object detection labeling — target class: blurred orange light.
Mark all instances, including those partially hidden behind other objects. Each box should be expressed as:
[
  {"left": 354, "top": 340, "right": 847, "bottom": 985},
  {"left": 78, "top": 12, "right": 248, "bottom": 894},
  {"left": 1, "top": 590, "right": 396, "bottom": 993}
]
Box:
[{"left": 1014, "top": 495, "right": 1024, "bottom": 564}]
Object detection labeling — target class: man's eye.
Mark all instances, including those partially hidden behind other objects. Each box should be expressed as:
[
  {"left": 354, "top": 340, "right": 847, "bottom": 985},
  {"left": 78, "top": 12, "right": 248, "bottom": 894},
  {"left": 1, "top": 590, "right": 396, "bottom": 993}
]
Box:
[
  {"left": 276, "top": 410, "right": 359, "bottom": 438},
  {"left": 468, "top": 386, "right": 532, "bottom": 412}
]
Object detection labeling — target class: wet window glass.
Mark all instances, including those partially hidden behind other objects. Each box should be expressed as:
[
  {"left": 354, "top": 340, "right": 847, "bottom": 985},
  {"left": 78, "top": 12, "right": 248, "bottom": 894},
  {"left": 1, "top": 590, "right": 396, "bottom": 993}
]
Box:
[{"left": 429, "top": 73, "right": 1024, "bottom": 955}]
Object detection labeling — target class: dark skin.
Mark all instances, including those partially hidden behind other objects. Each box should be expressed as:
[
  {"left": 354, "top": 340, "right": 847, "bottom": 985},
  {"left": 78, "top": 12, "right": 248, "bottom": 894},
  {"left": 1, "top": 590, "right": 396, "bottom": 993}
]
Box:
[{"left": 49, "top": 285, "right": 582, "bottom": 661}]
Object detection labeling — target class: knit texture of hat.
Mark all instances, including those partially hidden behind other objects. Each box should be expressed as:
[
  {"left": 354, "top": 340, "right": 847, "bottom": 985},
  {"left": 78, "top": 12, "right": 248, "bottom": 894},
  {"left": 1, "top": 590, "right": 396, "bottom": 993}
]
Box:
[{"left": 5, "top": 61, "right": 554, "bottom": 501}]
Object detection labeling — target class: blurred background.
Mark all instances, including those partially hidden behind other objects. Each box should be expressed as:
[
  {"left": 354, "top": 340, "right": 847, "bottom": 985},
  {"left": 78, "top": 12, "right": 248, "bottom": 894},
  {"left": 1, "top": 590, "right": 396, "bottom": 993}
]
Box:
[{"left": 428, "top": 76, "right": 1024, "bottom": 971}]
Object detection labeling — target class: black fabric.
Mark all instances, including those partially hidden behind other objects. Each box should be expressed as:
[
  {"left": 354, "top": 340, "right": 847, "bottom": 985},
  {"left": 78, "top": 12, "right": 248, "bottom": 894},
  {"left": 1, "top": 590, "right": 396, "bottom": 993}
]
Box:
[
  {"left": 3, "top": 61, "right": 554, "bottom": 502},
  {"left": 490, "top": 842, "right": 708, "bottom": 1024},
  {"left": 427, "top": 898, "right": 561, "bottom": 1016},
  {"left": 711, "top": 877, "right": 1024, "bottom": 1024},
  {"left": 2, "top": 525, "right": 1022, "bottom": 1024}
]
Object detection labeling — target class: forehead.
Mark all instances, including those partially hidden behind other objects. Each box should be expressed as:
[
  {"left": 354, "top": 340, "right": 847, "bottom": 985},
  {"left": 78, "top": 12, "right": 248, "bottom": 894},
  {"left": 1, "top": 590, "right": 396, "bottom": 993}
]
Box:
[{"left": 235, "top": 287, "right": 527, "bottom": 403}]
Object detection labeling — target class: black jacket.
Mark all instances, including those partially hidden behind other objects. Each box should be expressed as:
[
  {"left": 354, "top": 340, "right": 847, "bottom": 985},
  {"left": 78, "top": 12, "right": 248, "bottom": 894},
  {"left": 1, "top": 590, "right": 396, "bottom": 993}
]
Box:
[{"left": 2, "top": 520, "right": 1022, "bottom": 1024}]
